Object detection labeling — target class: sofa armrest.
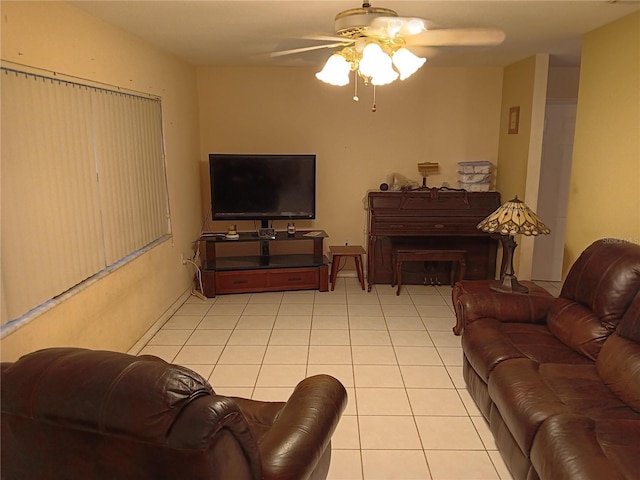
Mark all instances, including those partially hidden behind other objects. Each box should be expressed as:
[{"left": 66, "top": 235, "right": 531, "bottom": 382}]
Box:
[
  {"left": 457, "top": 291, "right": 555, "bottom": 326},
  {"left": 258, "top": 374, "right": 347, "bottom": 480}
]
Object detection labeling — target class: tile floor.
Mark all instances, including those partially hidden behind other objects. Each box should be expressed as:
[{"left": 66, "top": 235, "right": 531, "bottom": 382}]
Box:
[{"left": 134, "top": 277, "right": 562, "bottom": 480}]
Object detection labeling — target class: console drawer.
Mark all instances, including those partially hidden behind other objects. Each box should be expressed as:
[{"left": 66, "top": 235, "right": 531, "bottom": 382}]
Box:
[
  {"left": 215, "top": 271, "right": 267, "bottom": 292},
  {"left": 268, "top": 268, "right": 318, "bottom": 288}
]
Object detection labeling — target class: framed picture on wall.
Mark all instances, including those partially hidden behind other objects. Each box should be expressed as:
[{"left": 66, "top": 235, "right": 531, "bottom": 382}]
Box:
[{"left": 508, "top": 106, "right": 520, "bottom": 134}]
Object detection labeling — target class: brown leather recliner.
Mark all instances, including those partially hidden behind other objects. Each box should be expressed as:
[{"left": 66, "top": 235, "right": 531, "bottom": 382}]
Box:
[
  {"left": 457, "top": 239, "right": 640, "bottom": 480},
  {"left": 1, "top": 348, "right": 347, "bottom": 480}
]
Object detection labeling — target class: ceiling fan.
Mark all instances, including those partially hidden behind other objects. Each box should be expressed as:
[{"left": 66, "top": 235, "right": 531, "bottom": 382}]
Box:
[
  {"left": 271, "top": 2, "right": 506, "bottom": 59},
  {"left": 271, "top": 2, "right": 505, "bottom": 111}
]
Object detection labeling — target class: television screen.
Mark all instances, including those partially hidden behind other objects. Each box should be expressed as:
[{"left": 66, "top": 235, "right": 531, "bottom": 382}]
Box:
[{"left": 209, "top": 154, "right": 316, "bottom": 225}]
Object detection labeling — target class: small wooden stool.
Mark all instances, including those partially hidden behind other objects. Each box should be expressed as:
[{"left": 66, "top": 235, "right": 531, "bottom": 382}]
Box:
[
  {"left": 329, "top": 245, "right": 366, "bottom": 291},
  {"left": 392, "top": 248, "right": 466, "bottom": 295}
]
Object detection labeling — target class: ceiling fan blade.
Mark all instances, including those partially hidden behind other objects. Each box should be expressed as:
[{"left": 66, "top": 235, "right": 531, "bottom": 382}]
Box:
[
  {"left": 367, "top": 16, "right": 427, "bottom": 38},
  {"left": 270, "top": 42, "right": 350, "bottom": 58},
  {"left": 404, "top": 28, "right": 506, "bottom": 47},
  {"left": 303, "top": 34, "right": 353, "bottom": 43}
]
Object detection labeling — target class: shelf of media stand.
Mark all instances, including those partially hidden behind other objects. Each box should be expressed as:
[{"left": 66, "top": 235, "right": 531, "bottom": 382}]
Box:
[{"left": 199, "top": 230, "right": 329, "bottom": 297}]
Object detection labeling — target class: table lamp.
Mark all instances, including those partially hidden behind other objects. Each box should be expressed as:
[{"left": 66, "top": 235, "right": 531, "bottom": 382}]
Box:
[{"left": 477, "top": 196, "right": 550, "bottom": 293}]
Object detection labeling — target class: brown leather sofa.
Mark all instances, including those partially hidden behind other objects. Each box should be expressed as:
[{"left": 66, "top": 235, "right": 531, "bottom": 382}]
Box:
[
  {"left": 1, "top": 348, "right": 347, "bottom": 480},
  {"left": 457, "top": 239, "right": 640, "bottom": 480}
]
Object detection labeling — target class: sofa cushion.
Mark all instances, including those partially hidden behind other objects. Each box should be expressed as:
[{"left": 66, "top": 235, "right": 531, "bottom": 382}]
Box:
[
  {"left": 558, "top": 240, "right": 640, "bottom": 330},
  {"left": 463, "top": 319, "right": 591, "bottom": 382},
  {"left": 596, "top": 293, "right": 640, "bottom": 412},
  {"left": 546, "top": 241, "right": 640, "bottom": 361},
  {"left": 546, "top": 298, "right": 611, "bottom": 360},
  {"left": 488, "top": 359, "right": 638, "bottom": 456},
  {"left": 530, "top": 414, "right": 640, "bottom": 480}
]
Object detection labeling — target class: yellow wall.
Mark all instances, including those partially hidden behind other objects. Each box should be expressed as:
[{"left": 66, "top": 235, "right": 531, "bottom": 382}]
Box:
[
  {"left": 495, "top": 55, "right": 549, "bottom": 277},
  {"left": 196, "top": 66, "right": 504, "bottom": 250},
  {"left": 565, "top": 12, "right": 640, "bottom": 268},
  {"left": 1, "top": 1, "right": 202, "bottom": 361}
]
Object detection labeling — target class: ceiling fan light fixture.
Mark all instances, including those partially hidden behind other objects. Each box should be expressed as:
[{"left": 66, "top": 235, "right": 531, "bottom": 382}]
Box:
[
  {"left": 392, "top": 47, "right": 426, "bottom": 80},
  {"left": 358, "top": 43, "right": 398, "bottom": 85},
  {"left": 316, "top": 53, "right": 351, "bottom": 86}
]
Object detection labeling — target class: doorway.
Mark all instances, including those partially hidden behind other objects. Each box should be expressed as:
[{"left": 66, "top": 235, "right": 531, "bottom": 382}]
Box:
[{"left": 531, "top": 100, "right": 577, "bottom": 281}]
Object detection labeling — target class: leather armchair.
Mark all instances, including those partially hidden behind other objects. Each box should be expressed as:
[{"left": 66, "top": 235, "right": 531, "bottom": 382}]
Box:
[{"left": 1, "top": 348, "right": 347, "bottom": 480}]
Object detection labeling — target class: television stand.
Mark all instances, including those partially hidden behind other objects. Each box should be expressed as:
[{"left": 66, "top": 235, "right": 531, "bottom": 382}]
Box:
[{"left": 198, "top": 230, "right": 329, "bottom": 297}]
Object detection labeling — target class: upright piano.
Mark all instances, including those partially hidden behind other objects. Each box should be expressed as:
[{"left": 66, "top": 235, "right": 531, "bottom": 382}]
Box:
[{"left": 367, "top": 189, "right": 501, "bottom": 290}]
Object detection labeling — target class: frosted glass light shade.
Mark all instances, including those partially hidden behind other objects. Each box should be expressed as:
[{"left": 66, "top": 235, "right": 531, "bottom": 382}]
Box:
[
  {"left": 316, "top": 54, "right": 351, "bottom": 86},
  {"left": 358, "top": 43, "right": 398, "bottom": 86},
  {"left": 392, "top": 48, "right": 426, "bottom": 80}
]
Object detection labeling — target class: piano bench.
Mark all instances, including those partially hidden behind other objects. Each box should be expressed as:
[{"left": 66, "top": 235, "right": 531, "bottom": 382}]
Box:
[{"left": 391, "top": 248, "right": 466, "bottom": 296}]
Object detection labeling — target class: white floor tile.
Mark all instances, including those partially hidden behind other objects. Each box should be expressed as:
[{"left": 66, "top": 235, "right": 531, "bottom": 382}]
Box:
[
  {"left": 415, "top": 416, "right": 485, "bottom": 450},
  {"left": 256, "top": 364, "right": 307, "bottom": 387},
  {"left": 390, "top": 330, "right": 434, "bottom": 347},
  {"left": 269, "top": 329, "right": 311, "bottom": 345},
  {"left": 348, "top": 305, "right": 384, "bottom": 317},
  {"left": 312, "top": 315, "right": 350, "bottom": 329},
  {"left": 148, "top": 329, "right": 192, "bottom": 346},
  {"left": 331, "top": 415, "right": 360, "bottom": 449},
  {"left": 425, "top": 450, "right": 499, "bottom": 480},
  {"left": 400, "top": 365, "right": 455, "bottom": 389},
  {"left": 385, "top": 316, "right": 426, "bottom": 331},
  {"left": 358, "top": 415, "right": 421, "bottom": 448},
  {"left": 162, "top": 315, "right": 202, "bottom": 330},
  {"left": 273, "top": 315, "right": 312, "bottom": 329},
  {"left": 355, "top": 388, "right": 412, "bottom": 415},
  {"left": 406, "top": 388, "right": 468, "bottom": 416},
  {"left": 263, "top": 345, "right": 309, "bottom": 364},
  {"left": 326, "top": 449, "right": 363, "bottom": 480},
  {"left": 353, "top": 365, "right": 404, "bottom": 388},
  {"left": 217, "top": 345, "right": 266, "bottom": 364},
  {"left": 308, "top": 345, "right": 353, "bottom": 364},
  {"left": 173, "top": 345, "right": 224, "bottom": 365},
  {"left": 350, "top": 330, "right": 392, "bottom": 346},
  {"left": 352, "top": 346, "right": 397, "bottom": 365},
  {"left": 314, "top": 304, "right": 349, "bottom": 316},
  {"left": 361, "top": 450, "right": 431, "bottom": 480},
  {"left": 198, "top": 315, "right": 240, "bottom": 329},
  {"left": 185, "top": 329, "right": 232, "bottom": 345},
  {"left": 311, "top": 329, "right": 351, "bottom": 345},
  {"left": 136, "top": 282, "right": 519, "bottom": 480},
  {"left": 210, "top": 364, "right": 260, "bottom": 387},
  {"left": 235, "top": 315, "right": 276, "bottom": 329},
  {"left": 348, "top": 316, "right": 388, "bottom": 330}
]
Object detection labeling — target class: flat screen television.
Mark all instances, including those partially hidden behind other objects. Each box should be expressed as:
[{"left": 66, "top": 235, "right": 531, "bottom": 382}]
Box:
[{"left": 209, "top": 153, "right": 316, "bottom": 228}]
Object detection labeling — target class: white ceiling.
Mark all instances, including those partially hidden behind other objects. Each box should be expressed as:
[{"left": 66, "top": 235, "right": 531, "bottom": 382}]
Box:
[{"left": 71, "top": 1, "right": 640, "bottom": 68}]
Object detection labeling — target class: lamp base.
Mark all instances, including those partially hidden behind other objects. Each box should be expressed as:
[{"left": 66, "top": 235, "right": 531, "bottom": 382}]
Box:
[{"left": 489, "top": 274, "right": 529, "bottom": 294}]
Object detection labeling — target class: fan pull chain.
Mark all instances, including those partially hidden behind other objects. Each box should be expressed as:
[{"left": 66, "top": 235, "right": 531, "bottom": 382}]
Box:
[
  {"left": 371, "top": 85, "right": 377, "bottom": 113},
  {"left": 353, "top": 73, "right": 359, "bottom": 102}
]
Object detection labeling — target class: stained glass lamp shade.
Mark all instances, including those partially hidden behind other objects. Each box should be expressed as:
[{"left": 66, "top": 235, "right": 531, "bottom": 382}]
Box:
[{"left": 477, "top": 196, "right": 550, "bottom": 293}]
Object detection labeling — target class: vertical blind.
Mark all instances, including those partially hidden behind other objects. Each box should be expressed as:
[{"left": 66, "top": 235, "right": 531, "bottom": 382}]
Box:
[{"left": 1, "top": 67, "right": 169, "bottom": 326}]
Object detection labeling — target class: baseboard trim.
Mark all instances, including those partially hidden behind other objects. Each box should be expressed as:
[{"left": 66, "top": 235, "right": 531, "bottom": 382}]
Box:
[{"left": 128, "top": 288, "right": 191, "bottom": 355}]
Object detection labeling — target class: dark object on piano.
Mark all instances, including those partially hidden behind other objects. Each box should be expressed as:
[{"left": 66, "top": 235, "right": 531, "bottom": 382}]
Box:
[{"left": 367, "top": 189, "right": 501, "bottom": 290}]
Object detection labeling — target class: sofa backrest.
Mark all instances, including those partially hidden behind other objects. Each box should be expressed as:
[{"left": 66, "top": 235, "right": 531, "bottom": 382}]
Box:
[
  {"left": 547, "top": 240, "right": 640, "bottom": 360},
  {"left": 1, "top": 347, "right": 212, "bottom": 441},
  {"left": 1, "top": 348, "right": 260, "bottom": 479}
]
